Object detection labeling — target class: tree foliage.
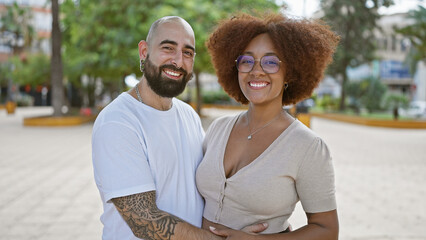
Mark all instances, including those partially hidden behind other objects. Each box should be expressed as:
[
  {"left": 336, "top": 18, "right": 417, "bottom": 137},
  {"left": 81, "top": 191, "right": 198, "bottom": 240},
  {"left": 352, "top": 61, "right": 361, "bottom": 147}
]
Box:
[
  {"left": 395, "top": 5, "right": 426, "bottom": 73},
  {"left": 61, "top": 0, "right": 280, "bottom": 109},
  {"left": 0, "top": 2, "right": 34, "bottom": 55},
  {"left": 320, "top": 0, "right": 394, "bottom": 110},
  {"left": 384, "top": 93, "right": 409, "bottom": 109},
  {"left": 0, "top": 2, "right": 36, "bottom": 102},
  {"left": 0, "top": 62, "right": 12, "bottom": 86},
  {"left": 345, "top": 77, "right": 387, "bottom": 113},
  {"left": 10, "top": 54, "right": 50, "bottom": 87}
]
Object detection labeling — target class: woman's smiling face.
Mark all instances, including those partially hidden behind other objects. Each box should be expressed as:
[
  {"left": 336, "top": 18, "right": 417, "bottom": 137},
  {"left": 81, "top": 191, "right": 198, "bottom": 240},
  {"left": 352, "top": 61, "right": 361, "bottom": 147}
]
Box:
[{"left": 238, "top": 33, "right": 286, "bottom": 106}]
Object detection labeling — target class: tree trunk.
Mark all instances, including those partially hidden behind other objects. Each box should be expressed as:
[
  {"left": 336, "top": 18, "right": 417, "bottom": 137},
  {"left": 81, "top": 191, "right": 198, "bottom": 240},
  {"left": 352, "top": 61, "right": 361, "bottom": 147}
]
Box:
[
  {"left": 51, "top": 0, "right": 64, "bottom": 116},
  {"left": 339, "top": 71, "right": 348, "bottom": 111},
  {"left": 194, "top": 71, "right": 202, "bottom": 116}
]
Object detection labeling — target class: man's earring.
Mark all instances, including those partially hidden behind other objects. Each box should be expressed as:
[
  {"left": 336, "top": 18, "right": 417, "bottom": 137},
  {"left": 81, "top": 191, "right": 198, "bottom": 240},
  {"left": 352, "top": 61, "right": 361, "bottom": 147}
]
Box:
[{"left": 140, "top": 59, "right": 145, "bottom": 73}]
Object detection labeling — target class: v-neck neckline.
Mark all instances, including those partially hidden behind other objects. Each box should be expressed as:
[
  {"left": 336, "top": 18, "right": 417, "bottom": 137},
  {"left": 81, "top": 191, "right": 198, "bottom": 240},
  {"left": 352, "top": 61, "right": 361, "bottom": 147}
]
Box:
[{"left": 220, "top": 112, "right": 299, "bottom": 180}]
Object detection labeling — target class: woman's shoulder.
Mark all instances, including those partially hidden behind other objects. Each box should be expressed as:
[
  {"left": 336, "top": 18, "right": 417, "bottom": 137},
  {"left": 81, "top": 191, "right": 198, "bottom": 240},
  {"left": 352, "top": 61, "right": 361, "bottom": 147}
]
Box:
[
  {"left": 208, "top": 113, "right": 241, "bottom": 130},
  {"left": 285, "top": 120, "right": 328, "bottom": 149},
  {"left": 211, "top": 114, "right": 239, "bottom": 127},
  {"left": 204, "top": 113, "right": 240, "bottom": 139}
]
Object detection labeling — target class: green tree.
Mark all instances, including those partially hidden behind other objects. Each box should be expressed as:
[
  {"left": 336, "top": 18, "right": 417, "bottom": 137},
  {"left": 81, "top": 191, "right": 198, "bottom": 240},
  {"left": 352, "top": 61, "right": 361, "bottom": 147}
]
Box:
[
  {"left": 61, "top": 0, "right": 157, "bottom": 107},
  {"left": 320, "top": 0, "right": 393, "bottom": 111},
  {"left": 0, "top": 2, "right": 34, "bottom": 102},
  {"left": 361, "top": 78, "right": 387, "bottom": 113},
  {"left": 345, "top": 77, "right": 387, "bottom": 113},
  {"left": 0, "top": 62, "right": 12, "bottom": 102},
  {"left": 10, "top": 54, "right": 50, "bottom": 87},
  {"left": 384, "top": 93, "right": 409, "bottom": 119},
  {"left": 0, "top": 2, "right": 34, "bottom": 55},
  {"left": 395, "top": 5, "right": 426, "bottom": 73},
  {"left": 61, "top": 0, "right": 280, "bottom": 112}
]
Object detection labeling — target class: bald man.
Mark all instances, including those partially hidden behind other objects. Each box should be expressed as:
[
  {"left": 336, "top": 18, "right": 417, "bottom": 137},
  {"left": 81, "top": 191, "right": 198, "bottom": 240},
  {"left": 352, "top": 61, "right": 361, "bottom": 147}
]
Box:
[{"left": 92, "top": 16, "right": 266, "bottom": 240}]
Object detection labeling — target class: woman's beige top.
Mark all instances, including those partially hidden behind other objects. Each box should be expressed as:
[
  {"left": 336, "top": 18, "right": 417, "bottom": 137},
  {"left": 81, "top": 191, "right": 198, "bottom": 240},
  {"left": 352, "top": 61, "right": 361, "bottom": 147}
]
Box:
[{"left": 196, "top": 114, "right": 336, "bottom": 233}]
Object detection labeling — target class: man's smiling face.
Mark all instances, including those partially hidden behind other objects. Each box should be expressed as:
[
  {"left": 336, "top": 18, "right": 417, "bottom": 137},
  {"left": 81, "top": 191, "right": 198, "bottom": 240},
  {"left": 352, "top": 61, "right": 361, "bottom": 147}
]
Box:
[{"left": 143, "top": 20, "right": 195, "bottom": 98}]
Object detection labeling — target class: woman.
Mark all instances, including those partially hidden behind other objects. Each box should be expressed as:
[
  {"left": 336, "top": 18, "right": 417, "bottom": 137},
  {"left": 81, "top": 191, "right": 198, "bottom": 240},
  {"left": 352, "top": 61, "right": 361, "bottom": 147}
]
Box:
[{"left": 196, "top": 12, "right": 340, "bottom": 239}]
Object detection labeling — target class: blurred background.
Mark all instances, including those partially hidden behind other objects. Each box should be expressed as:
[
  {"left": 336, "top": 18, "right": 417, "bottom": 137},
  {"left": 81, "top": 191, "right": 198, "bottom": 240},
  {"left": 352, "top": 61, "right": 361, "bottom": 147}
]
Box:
[
  {"left": 1, "top": 0, "right": 425, "bottom": 120},
  {"left": 1, "top": 0, "right": 426, "bottom": 240}
]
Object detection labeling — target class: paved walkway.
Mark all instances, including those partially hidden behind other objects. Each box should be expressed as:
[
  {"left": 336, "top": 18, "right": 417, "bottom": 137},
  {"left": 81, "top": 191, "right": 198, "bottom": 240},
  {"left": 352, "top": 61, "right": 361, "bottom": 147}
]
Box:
[{"left": 1, "top": 107, "right": 425, "bottom": 240}]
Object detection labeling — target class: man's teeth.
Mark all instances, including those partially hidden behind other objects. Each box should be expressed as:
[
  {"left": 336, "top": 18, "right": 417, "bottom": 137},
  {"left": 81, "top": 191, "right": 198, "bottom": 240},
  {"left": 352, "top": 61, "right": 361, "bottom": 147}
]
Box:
[
  {"left": 250, "top": 82, "right": 267, "bottom": 87},
  {"left": 165, "top": 70, "right": 180, "bottom": 77}
]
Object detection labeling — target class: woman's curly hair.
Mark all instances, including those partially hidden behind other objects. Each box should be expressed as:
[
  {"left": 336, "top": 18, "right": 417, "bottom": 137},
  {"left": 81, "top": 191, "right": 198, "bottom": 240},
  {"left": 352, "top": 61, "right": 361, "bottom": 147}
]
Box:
[{"left": 206, "top": 12, "right": 340, "bottom": 105}]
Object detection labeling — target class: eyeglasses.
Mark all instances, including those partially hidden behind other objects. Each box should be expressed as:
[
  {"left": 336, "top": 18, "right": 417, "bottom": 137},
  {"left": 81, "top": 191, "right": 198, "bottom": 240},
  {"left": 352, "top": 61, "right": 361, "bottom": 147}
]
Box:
[{"left": 235, "top": 55, "right": 282, "bottom": 74}]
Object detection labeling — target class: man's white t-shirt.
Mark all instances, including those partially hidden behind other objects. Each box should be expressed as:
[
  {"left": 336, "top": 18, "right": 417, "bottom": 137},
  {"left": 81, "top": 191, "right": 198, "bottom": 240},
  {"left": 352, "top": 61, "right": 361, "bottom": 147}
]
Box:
[{"left": 92, "top": 93, "right": 205, "bottom": 240}]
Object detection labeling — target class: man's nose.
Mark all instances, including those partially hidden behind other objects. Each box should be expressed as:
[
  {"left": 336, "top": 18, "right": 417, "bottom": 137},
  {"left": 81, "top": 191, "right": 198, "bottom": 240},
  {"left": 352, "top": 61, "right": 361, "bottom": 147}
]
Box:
[{"left": 171, "top": 51, "right": 183, "bottom": 69}]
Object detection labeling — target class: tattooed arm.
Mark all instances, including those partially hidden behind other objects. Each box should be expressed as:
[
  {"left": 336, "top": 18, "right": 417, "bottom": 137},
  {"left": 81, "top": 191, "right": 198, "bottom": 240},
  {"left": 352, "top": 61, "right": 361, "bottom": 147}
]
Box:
[{"left": 112, "top": 191, "right": 223, "bottom": 240}]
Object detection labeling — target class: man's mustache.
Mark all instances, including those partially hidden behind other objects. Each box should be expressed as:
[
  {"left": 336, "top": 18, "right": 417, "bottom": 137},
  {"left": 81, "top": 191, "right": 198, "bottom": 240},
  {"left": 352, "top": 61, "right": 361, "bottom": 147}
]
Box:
[{"left": 160, "top": 64, "right": 188, "bottom": 75}]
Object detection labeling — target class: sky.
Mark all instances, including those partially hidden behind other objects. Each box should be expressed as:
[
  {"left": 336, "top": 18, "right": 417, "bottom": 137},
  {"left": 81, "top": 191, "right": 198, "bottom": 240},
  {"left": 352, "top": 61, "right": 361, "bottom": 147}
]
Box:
[{"left": 281, "top": 0, "right": 426, "bottom": 18}]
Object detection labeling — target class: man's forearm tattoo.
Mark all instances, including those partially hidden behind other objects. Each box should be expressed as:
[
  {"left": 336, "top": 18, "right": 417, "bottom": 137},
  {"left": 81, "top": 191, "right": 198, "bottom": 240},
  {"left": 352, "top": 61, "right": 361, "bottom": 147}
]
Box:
[{"left": 112, "top": 191, "right": 183, "bottom": 240}]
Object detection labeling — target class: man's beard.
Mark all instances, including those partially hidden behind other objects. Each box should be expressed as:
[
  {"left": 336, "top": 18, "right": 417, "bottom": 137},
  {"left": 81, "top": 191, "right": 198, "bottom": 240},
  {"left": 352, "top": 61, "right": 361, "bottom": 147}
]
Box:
[{"left": 144, "top": 55, "right": 193, "bottom": 98}]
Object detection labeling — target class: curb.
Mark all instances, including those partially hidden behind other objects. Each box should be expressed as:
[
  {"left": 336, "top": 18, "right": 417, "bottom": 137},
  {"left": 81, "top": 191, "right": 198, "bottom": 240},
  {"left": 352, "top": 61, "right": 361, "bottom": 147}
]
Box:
[
  {"left": 310, "top": 112, "right": 426, "bottom": 129},
  {"left": 23, "top": 115, "right": 97, "bottom": 127}
]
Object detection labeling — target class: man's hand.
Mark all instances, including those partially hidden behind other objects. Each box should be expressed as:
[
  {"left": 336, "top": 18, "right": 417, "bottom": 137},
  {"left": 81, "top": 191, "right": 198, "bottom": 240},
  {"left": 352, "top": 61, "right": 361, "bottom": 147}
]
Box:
[
  {"left": 202, "top": 217, "right": 268, "bottom": 235},
  {"left": 241, "top": 222, "right": 268, "bottom": 234},
  {"left": 209, "top": 226, "right": 254, "bottom": 240}
]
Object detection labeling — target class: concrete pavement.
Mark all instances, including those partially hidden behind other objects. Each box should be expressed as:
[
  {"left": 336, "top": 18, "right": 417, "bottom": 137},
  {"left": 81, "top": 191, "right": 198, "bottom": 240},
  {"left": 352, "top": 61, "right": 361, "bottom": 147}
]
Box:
[{"left": 1, "top": 106, "right": 425, "bottom": 240}]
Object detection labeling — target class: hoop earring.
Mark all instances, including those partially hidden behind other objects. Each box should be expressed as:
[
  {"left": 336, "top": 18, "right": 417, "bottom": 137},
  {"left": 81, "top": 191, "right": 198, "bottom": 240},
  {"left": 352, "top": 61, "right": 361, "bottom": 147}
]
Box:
[
  {"left": 284, "top": 83, "right": 288, "bottom": 90},
  {"left": 140, "top": 59, "right": 145, "bottom": 73}
]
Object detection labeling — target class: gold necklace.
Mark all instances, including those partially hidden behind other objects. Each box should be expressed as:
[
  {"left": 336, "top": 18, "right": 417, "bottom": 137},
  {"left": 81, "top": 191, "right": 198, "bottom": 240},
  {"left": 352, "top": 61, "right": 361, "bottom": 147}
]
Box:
[{"left": 247, "top": 111, "right": 282, "bottom": 140}]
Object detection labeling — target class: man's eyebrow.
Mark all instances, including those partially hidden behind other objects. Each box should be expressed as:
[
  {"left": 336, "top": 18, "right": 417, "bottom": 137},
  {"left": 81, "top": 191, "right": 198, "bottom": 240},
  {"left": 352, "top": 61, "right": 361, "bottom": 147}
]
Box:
[
  {"left": 160, "top": 40, "right": 178, "bottom": 46},
  {"left": 185, "top": 44, "right": 195, "bottom": 52},
  {"left": 160, "top": 40, "right": 195, "bottom": 52}
]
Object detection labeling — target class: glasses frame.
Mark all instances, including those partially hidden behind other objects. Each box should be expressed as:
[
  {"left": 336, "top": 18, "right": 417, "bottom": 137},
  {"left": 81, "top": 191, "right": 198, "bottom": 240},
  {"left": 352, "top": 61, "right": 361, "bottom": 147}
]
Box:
[{"left": 235, "top": 55, "right": 282, "bottom": 74}]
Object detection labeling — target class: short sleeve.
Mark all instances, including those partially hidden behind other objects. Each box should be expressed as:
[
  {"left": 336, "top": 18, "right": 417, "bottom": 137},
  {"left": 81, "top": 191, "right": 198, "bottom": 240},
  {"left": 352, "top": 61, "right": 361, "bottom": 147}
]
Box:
[
  {"left": 92, "top": 122, "right": 156, "bottom": 202},
  {"left": 296, "top": 137, "right": 336, "bottom": 213},
  {"left": 202, "top": 117, "right": 221, "bottom": 154}
]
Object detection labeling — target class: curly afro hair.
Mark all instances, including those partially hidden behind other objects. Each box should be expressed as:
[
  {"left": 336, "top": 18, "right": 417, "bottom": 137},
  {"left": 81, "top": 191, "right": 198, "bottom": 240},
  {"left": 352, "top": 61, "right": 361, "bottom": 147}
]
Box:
[{"left": 206, "top": 12, "right": 340, "bottom": 105}]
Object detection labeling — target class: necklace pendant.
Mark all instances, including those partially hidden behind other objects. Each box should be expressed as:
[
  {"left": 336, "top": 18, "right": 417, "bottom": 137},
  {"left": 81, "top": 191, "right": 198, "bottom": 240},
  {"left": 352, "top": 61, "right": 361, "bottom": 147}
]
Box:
[{"left": 247, "top": 135, "right": 252, "bottom": 140}]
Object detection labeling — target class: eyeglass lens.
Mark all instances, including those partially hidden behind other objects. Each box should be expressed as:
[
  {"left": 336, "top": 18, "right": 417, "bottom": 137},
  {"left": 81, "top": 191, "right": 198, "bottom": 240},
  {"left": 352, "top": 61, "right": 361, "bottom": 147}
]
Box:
[{"left": 236, "top": 55, "right": 280, "bottom": 73}]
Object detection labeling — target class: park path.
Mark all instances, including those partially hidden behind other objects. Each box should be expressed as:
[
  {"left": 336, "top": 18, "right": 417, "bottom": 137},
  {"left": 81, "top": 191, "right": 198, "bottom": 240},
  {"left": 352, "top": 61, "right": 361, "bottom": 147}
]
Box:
[{"left": 0, "top": 107, "right": 425, "bottom": 239}]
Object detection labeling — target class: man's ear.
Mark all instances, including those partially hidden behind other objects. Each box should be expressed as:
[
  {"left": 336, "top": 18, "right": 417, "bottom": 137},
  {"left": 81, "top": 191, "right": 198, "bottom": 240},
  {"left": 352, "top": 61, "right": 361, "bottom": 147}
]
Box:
[{"left": 138, "top": 40, "right": 148, "bottom": 60}]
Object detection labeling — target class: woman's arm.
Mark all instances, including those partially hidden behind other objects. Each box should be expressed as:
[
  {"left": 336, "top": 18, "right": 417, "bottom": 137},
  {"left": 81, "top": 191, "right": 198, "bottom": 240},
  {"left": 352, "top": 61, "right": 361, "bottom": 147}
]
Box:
[{"left": 209, "top": 210, "right": 338, "bottom": 240}]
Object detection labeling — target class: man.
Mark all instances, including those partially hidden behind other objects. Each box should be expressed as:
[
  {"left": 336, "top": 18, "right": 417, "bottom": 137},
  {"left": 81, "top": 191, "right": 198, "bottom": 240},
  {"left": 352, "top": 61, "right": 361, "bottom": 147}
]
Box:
[{"left": 92, "top": 16, "right": 264, "bottom": 240}]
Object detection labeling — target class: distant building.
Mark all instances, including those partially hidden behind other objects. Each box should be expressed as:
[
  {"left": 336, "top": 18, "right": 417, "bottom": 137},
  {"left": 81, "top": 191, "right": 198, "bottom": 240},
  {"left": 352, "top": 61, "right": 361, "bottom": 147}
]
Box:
[
  {"left": 314, "top": 11, "right": 425, "bottom": 102},
  {"left": 374, "top": 13, "right": 414, "bottom": 96},
  {"left": 0, "top": 0, "right": 51, "bottom": 62}
]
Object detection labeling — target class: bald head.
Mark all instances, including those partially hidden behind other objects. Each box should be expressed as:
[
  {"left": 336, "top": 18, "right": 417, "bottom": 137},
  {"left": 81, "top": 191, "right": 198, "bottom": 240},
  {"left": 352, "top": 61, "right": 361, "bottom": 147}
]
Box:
[{"left": 146, "top": 16, "right": 195, "bottom": 47}]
